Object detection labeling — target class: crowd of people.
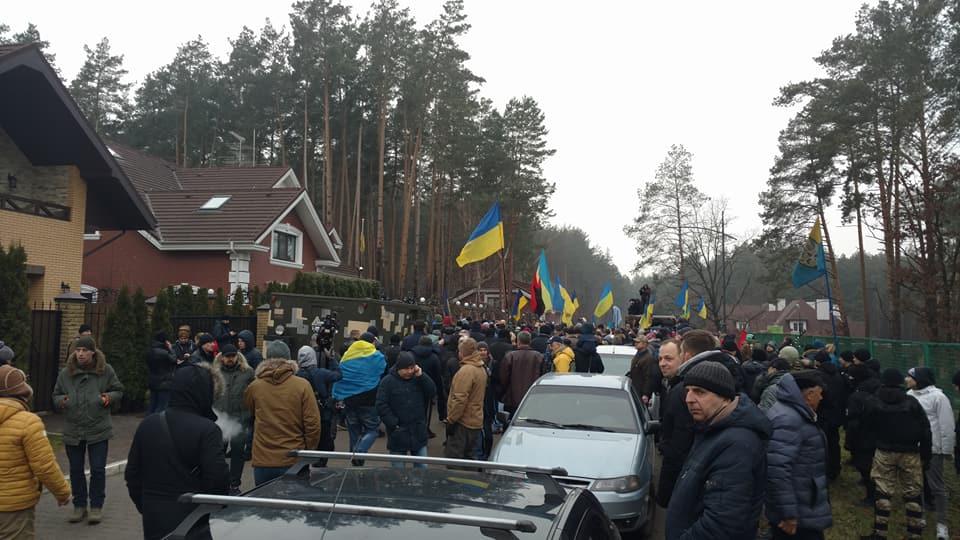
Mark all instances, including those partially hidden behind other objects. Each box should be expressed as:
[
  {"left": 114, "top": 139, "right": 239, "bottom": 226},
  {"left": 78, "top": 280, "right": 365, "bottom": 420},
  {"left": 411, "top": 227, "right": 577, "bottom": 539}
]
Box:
[{"left": 0, "top": 314, "right": 958, "bottom": 540}]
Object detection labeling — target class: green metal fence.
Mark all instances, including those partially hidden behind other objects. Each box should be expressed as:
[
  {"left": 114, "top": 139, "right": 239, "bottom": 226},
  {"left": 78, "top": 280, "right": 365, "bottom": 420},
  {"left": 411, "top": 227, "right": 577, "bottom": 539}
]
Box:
[{"left": 751, "top": 333, "right": 960, "bottom": 408}]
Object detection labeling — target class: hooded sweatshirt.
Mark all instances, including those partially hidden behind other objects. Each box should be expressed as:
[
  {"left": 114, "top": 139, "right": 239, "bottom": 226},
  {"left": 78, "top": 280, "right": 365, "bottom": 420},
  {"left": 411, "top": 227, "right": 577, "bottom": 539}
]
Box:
[
  {"left": 871, "top": 382, "right": 932, "bottom": 462},
  {"left": 237, "top": 330, "right": 263, "bottom": 369},
  {"left": 446, "top": 352, "right": 487, "bottom": 429},
  {"left": 125, "top": 363, "right": 229, "bottom": 540},
  {"left": 243, "top": 359, "right": 322, "bottom": 467},
  {"left": 908, "top": 373, "right": 956, "bottom": 456},
  {"left": 296, "top": 346, "right": 342, "bottom": 403}
]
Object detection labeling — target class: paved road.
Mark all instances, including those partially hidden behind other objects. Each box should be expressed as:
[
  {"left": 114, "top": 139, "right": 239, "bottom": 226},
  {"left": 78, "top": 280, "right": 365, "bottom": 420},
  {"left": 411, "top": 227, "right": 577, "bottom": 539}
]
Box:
[{"left": 36, "top": 414, "right": 665, "bottom": 538}]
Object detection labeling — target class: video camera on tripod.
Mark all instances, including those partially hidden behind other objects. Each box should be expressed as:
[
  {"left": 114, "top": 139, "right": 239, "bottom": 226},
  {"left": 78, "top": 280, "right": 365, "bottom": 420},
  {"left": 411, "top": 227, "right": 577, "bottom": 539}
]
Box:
[{"left": 312, "top": 313, "right": 340, "bottom": 350}]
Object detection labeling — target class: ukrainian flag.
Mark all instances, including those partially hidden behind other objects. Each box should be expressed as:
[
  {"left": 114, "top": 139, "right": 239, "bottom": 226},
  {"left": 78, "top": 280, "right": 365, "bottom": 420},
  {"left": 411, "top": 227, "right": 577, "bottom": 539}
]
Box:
[
  {"left": 536, "top": 251, "right": 554, "bottom": 312},
  {"left": 674, "top": 280, "right": 689, "bottom": 309},
  {"left": 696, "top": 297, "right": 707, "bottom": 319},
  {"left": 332, "top": 340, "right": 386, "bottom": 400},
  {"left": 456, "top": 202, "right": 504, "bottom": 267},
  {"left": 594, "top": 283, "right": 614, "bottom": 319},
  {"left": 641, "top": 292, "right": 656, "bottom": 329},
  {"left": 512, "top": 290, "right": 528, "bottom": 321},
  {"left": 559, "top": 282, "right": 576, "bottom": 325}
]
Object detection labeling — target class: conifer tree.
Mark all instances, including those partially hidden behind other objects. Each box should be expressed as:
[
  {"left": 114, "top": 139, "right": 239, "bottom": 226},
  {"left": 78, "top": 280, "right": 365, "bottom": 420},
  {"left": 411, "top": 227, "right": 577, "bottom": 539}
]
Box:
[{"left": 69, "top": 37, "right": 131, "bottom": 136}]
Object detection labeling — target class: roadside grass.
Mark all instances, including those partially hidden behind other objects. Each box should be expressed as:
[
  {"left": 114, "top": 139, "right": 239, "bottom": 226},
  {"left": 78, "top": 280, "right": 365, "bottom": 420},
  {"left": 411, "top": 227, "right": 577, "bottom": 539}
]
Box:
[{"left": 828, "top": 438, "right": 959, "bottom": 540}]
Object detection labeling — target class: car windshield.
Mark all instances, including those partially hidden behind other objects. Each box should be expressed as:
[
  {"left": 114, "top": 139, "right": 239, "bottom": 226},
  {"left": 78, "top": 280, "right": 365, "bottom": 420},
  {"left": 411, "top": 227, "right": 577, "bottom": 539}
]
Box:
[
  {"left": 598, "top": 353, "right": 633, "bottom": 377},
  {"left": 515, "top": 385, "right": 639, "bottom": 434}
]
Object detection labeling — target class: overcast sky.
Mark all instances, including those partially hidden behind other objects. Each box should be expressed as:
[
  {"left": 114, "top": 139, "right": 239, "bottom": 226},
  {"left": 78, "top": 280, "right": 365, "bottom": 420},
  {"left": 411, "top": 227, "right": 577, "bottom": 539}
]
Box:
[{"left": 6, "top": 0, "right": 881, "bottom": 274}]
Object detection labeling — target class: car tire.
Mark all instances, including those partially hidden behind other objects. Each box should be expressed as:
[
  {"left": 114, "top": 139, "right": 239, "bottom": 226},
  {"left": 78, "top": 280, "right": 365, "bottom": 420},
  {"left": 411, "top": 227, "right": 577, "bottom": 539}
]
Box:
[{"left": 638, "top": 483, "right": 657, "bottom": 539}]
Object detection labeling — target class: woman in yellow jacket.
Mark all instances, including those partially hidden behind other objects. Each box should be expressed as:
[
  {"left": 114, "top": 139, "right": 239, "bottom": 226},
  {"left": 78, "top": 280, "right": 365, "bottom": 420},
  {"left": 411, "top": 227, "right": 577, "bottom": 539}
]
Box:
[
  {"left": 548, "top": 337, "right": 576, "bottom": 373},
  {"left": 0, "top": 364, "right": 71, "bottom": 538}
]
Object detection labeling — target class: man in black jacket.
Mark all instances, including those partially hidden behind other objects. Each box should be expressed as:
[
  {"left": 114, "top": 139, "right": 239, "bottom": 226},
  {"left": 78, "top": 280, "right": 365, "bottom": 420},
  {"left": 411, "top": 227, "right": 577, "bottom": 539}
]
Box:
[
  {"left": 402, "top": 321, "right": 427, "bottom": 352},
  {"left": 530, "top": 325, "right": 552, "bottom": 355},
  {"left": 189, "top": 334, "right": 217, "bottom": 366},
  {"left": 376, "top": 353, "right": 436, "bottom": 466},
  {"left": 863, "top": 368, "right": 932, "bottom": 540},
  {"left": 573, "top": 323, "right": 604, "bottom": 374},
  {"left": 657, "top": 330, "right": 734, "bottom": 507},
  {"left": 236, "top": 330, "right": 263, "bottom": 370},
  {"left": 815, "top": 351, "right": 847, "bottom": 482},
  {"left": 125, "top": 362, "right": 229, "bottom": 540},
  {"left": 146, "top": 331, "right": 177, "bottom": 414},
  {"left": 412, "top": 336, "right": 445, "bottom": 437},
  {"left": 845, "top": 365, "right": 881, "bottom": 505}
]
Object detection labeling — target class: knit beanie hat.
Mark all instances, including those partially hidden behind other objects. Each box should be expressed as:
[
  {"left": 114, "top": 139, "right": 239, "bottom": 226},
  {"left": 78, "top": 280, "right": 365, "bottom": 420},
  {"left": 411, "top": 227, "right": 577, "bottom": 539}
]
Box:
[
  {"left": 684, "top": 361, "right": 736, "bottom": 400},
  {"left": 396, "top": 352, "right": 416, "bottom": 370},
  {"left": 881, "top": 368, "right": 904, "bottom": 388},
  {"left": 0, "top": 365, "right": 33, "bottom": 404},
  {"left": 75, "top": 335, "right": 96, "bottom": 351},
  {"left": 0, "top": 341, "right": 14, "bottom": 365},
  {"left": 266, "top": 340, "right": 291, "bottom": 360},
  {"left": 197, "top": 334, "right": 215, "bottom": 346},
  {"left": 778, "top": 346, "right": 799, "bottom": 362},
  {"left": 906, "top": 367, "right": 935, "bottom": 389}
]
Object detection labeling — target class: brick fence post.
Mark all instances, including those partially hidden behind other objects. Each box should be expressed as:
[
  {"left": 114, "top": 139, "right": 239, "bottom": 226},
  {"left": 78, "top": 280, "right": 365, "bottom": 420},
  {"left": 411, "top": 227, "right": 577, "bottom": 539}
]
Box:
[
  {"left": 256, "top": 304, "right": 271, "bottom": 352},
  {"left": 55, "top": 292, "right": 88, "bottom": 368}
]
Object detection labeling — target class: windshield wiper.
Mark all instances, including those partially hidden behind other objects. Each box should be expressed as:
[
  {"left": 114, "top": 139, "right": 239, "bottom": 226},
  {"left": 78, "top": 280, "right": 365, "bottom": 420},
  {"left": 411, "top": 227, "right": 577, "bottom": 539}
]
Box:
[
  {"left": 559, "top": 423, "right": 615, "bottom": 432},
  {"left": 516, "top": 417, "right": 566, "bottom": 429}
]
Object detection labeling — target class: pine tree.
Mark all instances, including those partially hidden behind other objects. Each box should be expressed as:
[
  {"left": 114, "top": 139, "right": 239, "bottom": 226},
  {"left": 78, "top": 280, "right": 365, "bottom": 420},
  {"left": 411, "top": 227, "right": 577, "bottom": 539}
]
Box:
[
  {"left": 230, "top": 287, "right": 246, "bottom": 317},
  {"left": 151, "top": 288, "right": 174, "bottom": 338},
  {"left": 0, "top": 23, "right": 57, "bottom": 70},
  {"left": 0, "top": 244, "right": 30, "bottom": 367},
  {"left": 69, "top": 37, "right": 132, "bottom": 137},
  {"left": 101, "top": 287, "right": 148, "bottom": 410},
  {"left": 174, "top": 284, "right": 194, "bottom": 316},
  {"left": 213, "top": 287, "right": 228, "bottom": 317}
]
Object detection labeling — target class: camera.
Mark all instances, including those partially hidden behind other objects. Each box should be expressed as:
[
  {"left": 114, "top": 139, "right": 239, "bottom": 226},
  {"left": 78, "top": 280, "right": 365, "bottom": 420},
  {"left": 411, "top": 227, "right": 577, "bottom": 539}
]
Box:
[{"left": 313, "top": 313, "right": 340, "bottom": 350}]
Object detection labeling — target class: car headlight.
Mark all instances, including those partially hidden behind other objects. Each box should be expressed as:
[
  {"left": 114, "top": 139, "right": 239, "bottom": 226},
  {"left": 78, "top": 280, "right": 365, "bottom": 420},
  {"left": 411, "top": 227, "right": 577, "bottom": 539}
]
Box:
[{"left": 591, "top": 475, "right": 641, "bottom": 493}]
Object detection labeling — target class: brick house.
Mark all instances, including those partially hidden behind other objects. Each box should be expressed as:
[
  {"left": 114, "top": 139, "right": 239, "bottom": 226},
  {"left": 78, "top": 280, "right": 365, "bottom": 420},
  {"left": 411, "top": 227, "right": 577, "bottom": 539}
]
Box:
[
  {"left": 0, "top": 44, "right": 155, "bottom": 305},
  {"left": 82, "top": 143, "right": 342, "bottom": 298},
  {"left": 728, "top": 298, "right": 865, "bottom": 337}
]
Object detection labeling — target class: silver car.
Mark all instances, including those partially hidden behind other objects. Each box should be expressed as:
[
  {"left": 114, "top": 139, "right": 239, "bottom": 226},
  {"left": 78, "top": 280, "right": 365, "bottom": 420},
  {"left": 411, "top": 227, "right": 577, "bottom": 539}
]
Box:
[
  {"left": 490, "top": 373, "right": 658, "bottom": 537},
  {"left": 596, "top": 344, "right": 659, "bottom": 419}
]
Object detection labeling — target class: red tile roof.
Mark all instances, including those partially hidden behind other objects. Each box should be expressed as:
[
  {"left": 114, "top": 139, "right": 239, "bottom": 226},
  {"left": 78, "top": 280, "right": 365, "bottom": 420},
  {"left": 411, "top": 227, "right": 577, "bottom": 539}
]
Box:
[
  {"left": 177, "top": 167, "right": 293, "bottom": 190},
  {"left": 107, "top": 142, "right": 181, "bottom": 192},
  {"left": 144, "top": 189, "right": 302, "bottom": 245}
]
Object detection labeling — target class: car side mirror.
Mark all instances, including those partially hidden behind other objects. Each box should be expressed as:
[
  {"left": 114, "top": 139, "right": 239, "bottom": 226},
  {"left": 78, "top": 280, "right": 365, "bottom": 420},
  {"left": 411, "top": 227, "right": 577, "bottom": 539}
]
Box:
[{"left": 644, "top": 420, "right": 661, "bottom": 435}]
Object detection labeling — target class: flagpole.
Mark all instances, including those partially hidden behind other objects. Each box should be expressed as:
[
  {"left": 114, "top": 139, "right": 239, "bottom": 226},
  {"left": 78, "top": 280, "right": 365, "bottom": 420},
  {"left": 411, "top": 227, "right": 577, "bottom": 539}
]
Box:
[{"left": 823, "top": 265, "right": 840, "bottom": 360}]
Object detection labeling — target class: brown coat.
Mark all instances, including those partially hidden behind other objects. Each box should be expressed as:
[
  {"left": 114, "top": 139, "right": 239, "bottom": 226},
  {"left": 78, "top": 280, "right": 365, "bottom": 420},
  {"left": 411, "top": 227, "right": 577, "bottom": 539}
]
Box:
[
  {"left": 243, "top": 359, "right": 321, "bottom": 467},
  {"left": 446, "top": 352, "right": 487, "bottom": 430},
  {"left": 499, "top": 347, "right": 544, "bottom": 409},
  {"left": 0, "top": 398, "right": 70, "bottom": 511}
]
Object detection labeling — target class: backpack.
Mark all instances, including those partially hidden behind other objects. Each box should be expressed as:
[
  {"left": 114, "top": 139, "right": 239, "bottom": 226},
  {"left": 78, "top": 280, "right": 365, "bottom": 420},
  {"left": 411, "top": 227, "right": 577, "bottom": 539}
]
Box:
[{"left": 541, "top": 350, "right": 554, "bottom": 375}]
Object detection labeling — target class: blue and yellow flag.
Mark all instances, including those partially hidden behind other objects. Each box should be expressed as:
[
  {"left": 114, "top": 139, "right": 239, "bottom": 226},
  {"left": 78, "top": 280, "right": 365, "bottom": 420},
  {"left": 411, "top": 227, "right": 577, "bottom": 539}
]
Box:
[
  {"left": 792, "top": 218, "right": 827, "bottom": 288},
  {"left": 594, "top": 283, "right": 614, "bottom": 319},
  {"left": 696, "top": 297, "right": 707, "bottom": 319},
  {"left": 332, "top": 340, "right": 386, "bottom": 400},
  {"left": 536, "top": 251, "right": 554, "bottom": 312},
  {"left": 511, "top": 290, "right": 528, "bottom": 321},
  {"left": 674, "top": 280, "right": 689, "bottom": 310},
  {"left": 641, "top": 292, "right": 656, "bottom": 329},
  {"left": 456, "top": 202, "right": 504, "bottom": 267},
  {"left": 559, "top": 282, "right": 576, "bottom": 325}
]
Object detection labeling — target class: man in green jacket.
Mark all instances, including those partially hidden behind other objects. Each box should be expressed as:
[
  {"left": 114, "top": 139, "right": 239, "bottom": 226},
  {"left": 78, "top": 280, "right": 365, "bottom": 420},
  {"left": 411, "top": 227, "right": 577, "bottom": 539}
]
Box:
[{"left": 52, "top": 336, "right": 123, "bottom": 525}]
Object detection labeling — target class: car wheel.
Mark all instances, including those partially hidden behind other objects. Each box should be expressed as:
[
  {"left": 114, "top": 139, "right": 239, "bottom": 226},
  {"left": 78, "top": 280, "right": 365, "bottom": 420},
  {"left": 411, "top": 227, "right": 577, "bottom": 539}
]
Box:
[{"left": 638, "top": 483, "right": 657, "bottom": 539}]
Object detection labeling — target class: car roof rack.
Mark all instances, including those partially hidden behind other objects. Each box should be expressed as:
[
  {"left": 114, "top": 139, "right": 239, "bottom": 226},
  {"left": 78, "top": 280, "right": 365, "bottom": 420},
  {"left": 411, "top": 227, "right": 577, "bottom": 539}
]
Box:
[
  {"left": 284, "top": 451, "right": 569, "bottom": 505},
  {"left": 168, "top": 493, "right": 537, "bottom": 538},
  {"left": 287, "top": 450, "right": 568, "bottom": 476}
]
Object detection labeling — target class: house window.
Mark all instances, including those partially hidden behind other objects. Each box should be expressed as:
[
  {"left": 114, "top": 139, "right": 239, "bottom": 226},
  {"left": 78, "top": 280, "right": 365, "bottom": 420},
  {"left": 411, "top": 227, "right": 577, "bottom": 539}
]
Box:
[
  {"left": 273, "top": 232, "right": 297, "bottom": 261},
  {"left": 789, "top": 320, "right": 807, "bottom": 334},
  {"left": 200, "top": 196, "right": 230, "bottom": 210},
  {"left": 270, "top": 223, "right": 303, "bottom": 268}
]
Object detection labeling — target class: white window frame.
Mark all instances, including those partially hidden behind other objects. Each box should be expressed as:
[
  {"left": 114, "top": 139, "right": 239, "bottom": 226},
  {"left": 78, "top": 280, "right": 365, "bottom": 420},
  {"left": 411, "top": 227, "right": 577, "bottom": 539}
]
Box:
[
  {"left": 789, "top": 320, "right": 807, "bottom": 334},
  {"left": 270, "top": 223, "right": 303, "bottom": 269},
  {"left": 228, "top": 252, "right": 251, "bottom": 293}
]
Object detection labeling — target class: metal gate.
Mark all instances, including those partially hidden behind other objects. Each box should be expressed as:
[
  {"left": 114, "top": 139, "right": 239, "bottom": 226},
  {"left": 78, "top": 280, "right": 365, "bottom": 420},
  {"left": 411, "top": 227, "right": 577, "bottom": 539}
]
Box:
[{"left": 29, "top": 308, "right": 62, "bottom": 412}]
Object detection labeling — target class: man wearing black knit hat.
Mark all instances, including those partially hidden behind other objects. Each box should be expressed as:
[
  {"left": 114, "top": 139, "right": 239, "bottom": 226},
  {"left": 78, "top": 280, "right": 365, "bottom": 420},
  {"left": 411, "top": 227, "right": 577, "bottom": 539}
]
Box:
[{"left": 666, "top": 361, "right": 771, "bottom": 540}]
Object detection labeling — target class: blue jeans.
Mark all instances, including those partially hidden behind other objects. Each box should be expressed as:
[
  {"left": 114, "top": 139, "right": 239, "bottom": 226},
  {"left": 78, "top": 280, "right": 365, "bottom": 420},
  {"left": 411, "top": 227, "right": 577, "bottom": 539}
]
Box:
[
  {"left": 390, "top": 446, "right": 428, "bottom": 469},
  {"left": 344, "top": 405, "right": 380, "bottom": 454},
  {"left": 253, "top": 466, "right": 289, "bottom": 486},
  {"left": 149, "top": 390, "right": 170, "bottom": 414},
  {"left": 66, "top": 440, "right": 108, "bottom": 509}
]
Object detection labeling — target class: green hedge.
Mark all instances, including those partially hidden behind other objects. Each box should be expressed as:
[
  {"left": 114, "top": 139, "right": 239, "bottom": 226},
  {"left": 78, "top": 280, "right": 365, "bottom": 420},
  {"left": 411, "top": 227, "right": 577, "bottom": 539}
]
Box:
[{"left": 268, "top": 272, "right": 381, "bottom": 299}]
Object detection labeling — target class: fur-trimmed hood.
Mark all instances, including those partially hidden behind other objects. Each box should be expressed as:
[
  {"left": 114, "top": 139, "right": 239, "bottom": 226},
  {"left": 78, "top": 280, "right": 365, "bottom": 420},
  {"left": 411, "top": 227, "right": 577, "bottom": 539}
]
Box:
[
  {"left": 254, "top": 358, "right": 298, "bottom": 385},
  {"left": 212, "top": 351, "right": 252, "bottom": 373},
  {"left": 66, "top": 349, "right": 107, "bottom": 376},
  {"left": 169, "top": 361, "right": 224, "bottom": 421}
]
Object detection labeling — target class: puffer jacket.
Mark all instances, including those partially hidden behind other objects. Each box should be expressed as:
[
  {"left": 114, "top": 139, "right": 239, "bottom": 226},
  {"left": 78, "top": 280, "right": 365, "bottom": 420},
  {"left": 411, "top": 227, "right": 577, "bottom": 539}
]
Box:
[
  {"left": 0, "top": 398, "right": 71, "bottom": 511},
  {"left": 212, "top": 353, "right": 255, "bottom": 425},
  {"left": 52, "top": 349, "right": 124, "bottom": 445},
  {"left": 665, "top": 395, "right": 772, "bottom": 540},
  {"left": 376, "top": 367, "right": 436, "bottom": 452},
  {"left": 908, "top": 385, "right": 956, "bottom": 455},
  {"left": 759, "top": 371, "right": 789, "bottom": 411},
  {"left": 243, "top": 359, "right": 321, "bottom": 467},
  {"left": 499, "top": 347, "right": 544, "bottom": 409},
  {"left": 765, "top": 375, "right": 832, "bottom": 531},
  {"left": 553, "top": 346, "right": 575, "bottom": 373},
  {"left": 446, "top": 352, "right": 487, "bottom": 430}
]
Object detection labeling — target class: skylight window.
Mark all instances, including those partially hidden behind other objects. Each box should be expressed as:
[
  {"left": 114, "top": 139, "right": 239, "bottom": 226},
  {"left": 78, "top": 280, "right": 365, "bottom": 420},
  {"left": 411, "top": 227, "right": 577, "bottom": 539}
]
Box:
[{"left": 200, "top": 196, "right": 231, "bottom": 210}]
